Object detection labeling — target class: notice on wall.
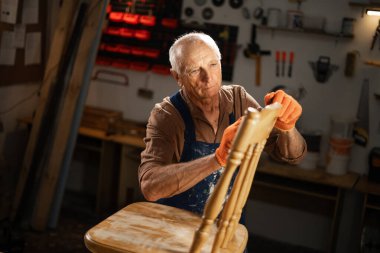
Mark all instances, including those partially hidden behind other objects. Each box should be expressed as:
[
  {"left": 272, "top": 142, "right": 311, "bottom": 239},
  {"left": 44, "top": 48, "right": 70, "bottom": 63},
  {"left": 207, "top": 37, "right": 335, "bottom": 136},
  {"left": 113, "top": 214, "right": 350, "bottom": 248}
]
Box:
[
  {"left": 22, "top": 0, "right": 39, "bottom": 24},
  {"left": 25, "top": 32, "right": 41, "bottom": 65},
  {"left": 1, "top": 0, "right": 19, "bottom": 24},
  {"left": 0, "top": 31, "right": 16, "bottom": 65}
]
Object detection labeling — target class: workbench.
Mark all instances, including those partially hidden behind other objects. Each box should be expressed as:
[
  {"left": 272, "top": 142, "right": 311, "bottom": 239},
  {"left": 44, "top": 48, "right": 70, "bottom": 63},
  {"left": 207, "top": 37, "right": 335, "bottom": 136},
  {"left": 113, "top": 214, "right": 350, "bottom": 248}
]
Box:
[
  {"left": 254, "top": 157, "right": 360, "bottom": 253},
  {"left": 75, "top": 126, "right": 145, "bottom": 215},
  {"left": 18, "top": 117, "right": 145, "bottom": 216},
  {"left": 354, "top": 176, "right": 380, "bottom": 251}
]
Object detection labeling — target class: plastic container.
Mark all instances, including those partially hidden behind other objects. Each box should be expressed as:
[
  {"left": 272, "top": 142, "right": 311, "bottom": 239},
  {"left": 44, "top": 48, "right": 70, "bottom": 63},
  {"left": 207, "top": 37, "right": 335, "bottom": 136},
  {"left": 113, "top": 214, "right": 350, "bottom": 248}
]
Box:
[
  {"left": 330, "top": 116, "right": 356, "bottom": 139},
  {"left": 326, "top": 154, "right": 350, "bottom": 175},
  {"left": 299, "top": 152, "right": 320, "bottom": 170},
  {"left": 329, "top": 137, "right": 353, "bottom": 156}
]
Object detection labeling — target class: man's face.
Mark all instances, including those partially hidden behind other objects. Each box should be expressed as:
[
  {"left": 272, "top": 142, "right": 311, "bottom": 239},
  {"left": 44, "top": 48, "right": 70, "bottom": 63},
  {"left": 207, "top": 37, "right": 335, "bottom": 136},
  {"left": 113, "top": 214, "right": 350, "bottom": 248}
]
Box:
[{"left": 177, "top": 41, "right": 222, "bottom": 101}]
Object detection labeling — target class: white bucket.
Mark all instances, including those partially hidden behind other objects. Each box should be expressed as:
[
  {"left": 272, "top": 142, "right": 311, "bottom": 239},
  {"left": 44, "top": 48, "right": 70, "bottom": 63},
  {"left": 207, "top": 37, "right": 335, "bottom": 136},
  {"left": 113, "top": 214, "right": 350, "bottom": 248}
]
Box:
[
  {"left": 326, "top": 154, "right": 350, "bottom": 175},
  {"left": 299, "top": 152, "right": 320, "bottom": 170}
]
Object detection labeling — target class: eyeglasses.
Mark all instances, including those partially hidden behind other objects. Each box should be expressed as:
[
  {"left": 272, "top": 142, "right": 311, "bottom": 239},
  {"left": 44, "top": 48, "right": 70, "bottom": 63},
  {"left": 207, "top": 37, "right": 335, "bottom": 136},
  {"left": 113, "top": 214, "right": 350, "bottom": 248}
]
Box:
[{"left": 183, "top": 61, "right": 220, "bottom": 78}]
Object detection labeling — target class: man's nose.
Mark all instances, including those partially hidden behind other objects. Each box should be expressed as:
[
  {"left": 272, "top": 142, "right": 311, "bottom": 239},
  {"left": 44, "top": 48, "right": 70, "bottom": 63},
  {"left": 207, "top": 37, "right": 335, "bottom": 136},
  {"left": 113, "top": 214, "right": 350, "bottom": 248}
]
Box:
[{"left": 199, "top": 68, "right": 210, "bottom": 81}]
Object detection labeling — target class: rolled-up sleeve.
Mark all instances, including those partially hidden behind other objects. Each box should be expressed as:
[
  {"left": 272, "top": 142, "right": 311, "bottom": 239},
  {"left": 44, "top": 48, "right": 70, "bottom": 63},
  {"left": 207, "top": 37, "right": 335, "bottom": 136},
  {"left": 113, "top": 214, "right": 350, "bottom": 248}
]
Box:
[{"left": 138, "top": 103, "right": 182, "bottom": 184}]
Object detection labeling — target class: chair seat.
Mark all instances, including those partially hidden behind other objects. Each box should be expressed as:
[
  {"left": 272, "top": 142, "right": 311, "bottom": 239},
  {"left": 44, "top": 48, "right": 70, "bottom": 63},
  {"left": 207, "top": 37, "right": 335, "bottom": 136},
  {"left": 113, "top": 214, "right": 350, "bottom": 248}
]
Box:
[{"left": 85, "top": 202, "right": 248, "bottom": 253}]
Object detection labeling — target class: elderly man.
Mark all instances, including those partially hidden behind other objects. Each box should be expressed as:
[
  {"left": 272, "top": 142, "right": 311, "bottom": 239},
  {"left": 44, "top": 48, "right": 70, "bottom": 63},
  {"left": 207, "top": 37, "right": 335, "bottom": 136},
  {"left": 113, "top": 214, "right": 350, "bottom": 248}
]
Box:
[{"left": 138, "top": 32, "right": 306, "bottom": 216}]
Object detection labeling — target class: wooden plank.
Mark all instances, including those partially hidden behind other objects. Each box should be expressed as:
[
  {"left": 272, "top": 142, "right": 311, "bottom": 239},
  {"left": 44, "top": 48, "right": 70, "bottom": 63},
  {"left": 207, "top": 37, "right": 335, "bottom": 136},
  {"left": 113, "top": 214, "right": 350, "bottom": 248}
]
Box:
[
  {"left": 355, "top": 176, "right": 380, "bottom": 195},
  {"left": 11, "top": 0, "right": 79, "bottom": 221},
  {"left": 258, "top": 159, "right": 360, "bottom": 189},
  {"left": 30, "top": 0, "right": 109, "bottom": 230}
]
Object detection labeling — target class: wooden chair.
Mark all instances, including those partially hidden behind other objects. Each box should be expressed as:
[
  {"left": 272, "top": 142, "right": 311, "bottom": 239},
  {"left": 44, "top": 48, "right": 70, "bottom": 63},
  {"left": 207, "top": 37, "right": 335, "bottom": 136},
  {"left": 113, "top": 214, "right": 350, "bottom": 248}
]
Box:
[{"left": 84, "top": 104, "right": 281, "bottom": 253}]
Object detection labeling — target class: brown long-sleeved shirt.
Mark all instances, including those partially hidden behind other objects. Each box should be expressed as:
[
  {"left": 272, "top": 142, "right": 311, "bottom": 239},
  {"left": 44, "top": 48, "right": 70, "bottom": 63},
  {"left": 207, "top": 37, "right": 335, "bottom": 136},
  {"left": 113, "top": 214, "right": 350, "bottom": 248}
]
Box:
[{"left": 139, "top": 85, "right": 306, "bottom": 188}]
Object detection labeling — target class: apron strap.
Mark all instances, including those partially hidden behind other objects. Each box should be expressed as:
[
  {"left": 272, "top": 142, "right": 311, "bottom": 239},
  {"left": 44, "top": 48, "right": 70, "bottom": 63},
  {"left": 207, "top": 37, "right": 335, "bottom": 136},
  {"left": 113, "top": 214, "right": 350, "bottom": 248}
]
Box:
[{"left": 170, "top": 92, "right": 196, "bottom": 142}]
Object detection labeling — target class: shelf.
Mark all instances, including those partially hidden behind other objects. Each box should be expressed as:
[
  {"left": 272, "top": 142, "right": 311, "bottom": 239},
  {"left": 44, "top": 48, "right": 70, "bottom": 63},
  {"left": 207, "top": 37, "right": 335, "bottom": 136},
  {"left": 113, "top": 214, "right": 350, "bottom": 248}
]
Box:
[
  {"left": 355, "top": 176, "right": 380, "bottom": 196},
  {"left": 349, "top": 1, "right": 380, "bottom": 8},
  {"left": 364, "top": 60, "right": 380, "bottom": 67},
  {"left": 257, "top": 25, "right": 354, "bottom": 39}
]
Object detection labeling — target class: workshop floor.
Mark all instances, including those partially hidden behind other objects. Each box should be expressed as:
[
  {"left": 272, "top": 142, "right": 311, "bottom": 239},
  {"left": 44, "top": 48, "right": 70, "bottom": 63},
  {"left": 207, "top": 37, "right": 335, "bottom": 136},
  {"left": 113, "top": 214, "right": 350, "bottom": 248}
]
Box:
[{"left": 1, "top": 196, "right": 322, "bottom": 253}]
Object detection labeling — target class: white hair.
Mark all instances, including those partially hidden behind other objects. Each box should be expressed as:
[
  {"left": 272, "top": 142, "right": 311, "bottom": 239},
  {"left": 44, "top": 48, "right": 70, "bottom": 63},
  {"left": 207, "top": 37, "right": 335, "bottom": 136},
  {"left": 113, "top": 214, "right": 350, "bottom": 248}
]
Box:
[{"left": 169, "top": 32, "right": 222, "bottom": 73}]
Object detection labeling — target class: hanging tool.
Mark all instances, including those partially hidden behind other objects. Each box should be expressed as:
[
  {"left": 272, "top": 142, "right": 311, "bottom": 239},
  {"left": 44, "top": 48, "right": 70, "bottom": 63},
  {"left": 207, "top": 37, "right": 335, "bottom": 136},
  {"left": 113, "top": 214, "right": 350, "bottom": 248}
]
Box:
[
  {"left": 370, "top": 19, "right": 380, "bottom": 50},
  {"left": 309, "top": 56, "right": 339, "bottom": 83},
  {"left": 212, "top": 0, "right": 225, "bottom": 7},
  {"left": 243, "top": 24, "right": 271, "bottom": 86},
  {"left": 229, "top": 0, "right": 243, "bottom": 9},
  {"left": 275, "top": 51, "right": 280, "bottom": 77},
  {"left": 202, "top": 7, "right": 214, "bottom": 20},
  {"left": 281, "top": 51, "right": 286, "bottom": 77},
  {"left": 288, "top": 51, "right": 294, "bottom": 77},
  {"left": 353, "top": 79, "right": 369, "bottom": 147}
]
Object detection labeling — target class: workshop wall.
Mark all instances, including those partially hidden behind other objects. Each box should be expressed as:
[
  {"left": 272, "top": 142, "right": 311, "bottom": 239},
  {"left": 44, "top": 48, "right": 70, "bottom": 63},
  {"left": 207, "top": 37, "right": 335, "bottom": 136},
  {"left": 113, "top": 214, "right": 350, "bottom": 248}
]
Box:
[{"left": 86, "top": 0, "right": 380, "bottom": 252}]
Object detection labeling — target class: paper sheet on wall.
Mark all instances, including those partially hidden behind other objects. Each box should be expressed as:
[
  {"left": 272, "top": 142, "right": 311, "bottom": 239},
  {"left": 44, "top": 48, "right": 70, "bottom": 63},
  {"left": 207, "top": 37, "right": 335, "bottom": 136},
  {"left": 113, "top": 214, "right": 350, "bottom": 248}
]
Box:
[
  {"left": 1, "top": 0, "right": 19, "bottom": 24},
  {"left": 22, "top": 0, "right": 39, "bottom": 24},
  {"left": 25, "top": 32, "right": 41, "bottom": 65},
  {"left": 14, "top": 25, "right": 26, "bottom": 48},
  {"left": 0, "top": 31, "right": 16, "bottom": 65}
]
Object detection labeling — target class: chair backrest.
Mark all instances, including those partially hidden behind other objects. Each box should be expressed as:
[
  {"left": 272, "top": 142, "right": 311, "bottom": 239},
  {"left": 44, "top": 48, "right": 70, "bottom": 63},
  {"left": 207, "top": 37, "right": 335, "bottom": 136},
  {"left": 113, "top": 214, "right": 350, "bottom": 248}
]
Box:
[{"left": 190, "top": 103, "right": 281, "bottom": 253}]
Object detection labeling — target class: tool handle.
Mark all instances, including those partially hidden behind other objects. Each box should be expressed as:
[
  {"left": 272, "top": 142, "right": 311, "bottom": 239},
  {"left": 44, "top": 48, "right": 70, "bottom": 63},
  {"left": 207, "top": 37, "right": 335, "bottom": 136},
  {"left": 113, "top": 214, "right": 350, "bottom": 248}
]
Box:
[
  {"left": 250, "top": 24, "right": 257, "bottom": 44},
  {"left": 289, "top": 51, "right": 294, "bottom": 63},
  {"left": 255, "top": 55, "right": 261, "bottom": 86},
  {"left": 282, "top": 51, "right": 286, "bottom": 62},
  {"left": 281, "top": 51, "right": 286, "bottom": 76},
  {"left": 276, "top": 51, "right": 280, "bottom": 77}
]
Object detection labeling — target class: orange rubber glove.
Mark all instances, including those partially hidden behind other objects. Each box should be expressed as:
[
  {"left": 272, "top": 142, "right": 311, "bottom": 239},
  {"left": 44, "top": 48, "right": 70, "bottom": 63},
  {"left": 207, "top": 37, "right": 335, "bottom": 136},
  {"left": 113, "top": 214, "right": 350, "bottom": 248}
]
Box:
[
  {"left": 264, "top": 90, "right": 302, "bottom": 131},
  {"left": 215, "top": 117, "right": 243, "bottom": 167}
]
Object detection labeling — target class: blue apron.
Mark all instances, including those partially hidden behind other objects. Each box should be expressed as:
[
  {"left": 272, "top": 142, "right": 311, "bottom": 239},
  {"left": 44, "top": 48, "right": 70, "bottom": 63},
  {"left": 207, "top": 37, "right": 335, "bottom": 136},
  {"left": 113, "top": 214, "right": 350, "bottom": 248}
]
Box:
[{"left": 157, "top": 91, "right": 237, "bottom": 216}]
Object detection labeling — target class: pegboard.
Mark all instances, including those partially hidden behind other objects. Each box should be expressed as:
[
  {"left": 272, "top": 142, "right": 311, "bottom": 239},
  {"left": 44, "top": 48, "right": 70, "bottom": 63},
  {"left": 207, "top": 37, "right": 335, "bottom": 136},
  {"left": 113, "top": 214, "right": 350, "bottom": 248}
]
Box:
[{"left": 96, "top": 0, "right": 239, "bottom": 81}]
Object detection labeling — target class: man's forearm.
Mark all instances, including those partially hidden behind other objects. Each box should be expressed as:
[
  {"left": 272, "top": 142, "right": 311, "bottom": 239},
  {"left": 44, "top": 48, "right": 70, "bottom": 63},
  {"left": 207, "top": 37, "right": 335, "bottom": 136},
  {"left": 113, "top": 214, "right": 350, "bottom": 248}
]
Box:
[{"left": 140, "top": 154, "right": 221, "bottom": 201}]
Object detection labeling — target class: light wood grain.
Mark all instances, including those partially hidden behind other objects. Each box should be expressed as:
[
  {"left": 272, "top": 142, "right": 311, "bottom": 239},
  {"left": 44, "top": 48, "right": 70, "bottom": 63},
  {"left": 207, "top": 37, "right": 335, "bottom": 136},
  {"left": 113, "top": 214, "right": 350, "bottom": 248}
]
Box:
[{"left": 85, "top": 202, "right": 248, "bottom": 253}]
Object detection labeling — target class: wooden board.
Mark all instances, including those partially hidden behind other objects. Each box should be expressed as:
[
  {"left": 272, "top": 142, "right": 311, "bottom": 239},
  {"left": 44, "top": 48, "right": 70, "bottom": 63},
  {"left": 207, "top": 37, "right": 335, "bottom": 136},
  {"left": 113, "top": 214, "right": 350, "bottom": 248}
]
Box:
[
  {"left": 30, "top": 0, "right": 109, "bottom": 230},
  {"left": 11, "top": 0, "right": 80, "bottom": 221}
]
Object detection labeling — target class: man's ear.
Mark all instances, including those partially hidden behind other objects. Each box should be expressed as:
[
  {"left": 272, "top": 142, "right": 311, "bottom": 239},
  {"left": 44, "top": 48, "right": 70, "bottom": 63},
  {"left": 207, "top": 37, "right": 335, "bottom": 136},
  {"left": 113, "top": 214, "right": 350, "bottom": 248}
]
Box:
[{"left": 171, "top": 70, "right": 181, "bottom": 85}]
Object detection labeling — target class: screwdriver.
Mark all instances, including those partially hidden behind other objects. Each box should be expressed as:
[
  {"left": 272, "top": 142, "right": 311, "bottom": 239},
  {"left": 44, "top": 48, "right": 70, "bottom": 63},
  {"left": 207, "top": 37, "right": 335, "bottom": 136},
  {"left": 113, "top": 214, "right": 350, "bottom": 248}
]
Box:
[
  {"left": 281, "top": 51, "right": 286, "bottom": 77},
  {"left": 288, "top": 51, "right": 294, "bottom": 77},
  {"left": 276, "top": 51, "right": 280, "bottom": 77}
]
